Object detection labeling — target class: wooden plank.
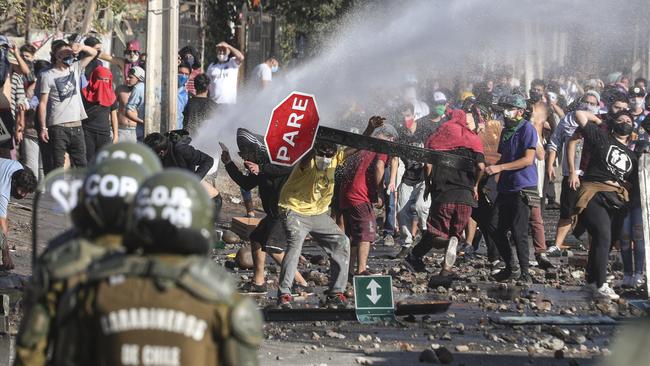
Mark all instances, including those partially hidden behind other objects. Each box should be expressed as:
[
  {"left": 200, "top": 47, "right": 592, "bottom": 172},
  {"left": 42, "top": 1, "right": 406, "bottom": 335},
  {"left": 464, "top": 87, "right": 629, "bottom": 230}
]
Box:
[{"left": 231, "top": 217, "right": 262, "bottom": 239}]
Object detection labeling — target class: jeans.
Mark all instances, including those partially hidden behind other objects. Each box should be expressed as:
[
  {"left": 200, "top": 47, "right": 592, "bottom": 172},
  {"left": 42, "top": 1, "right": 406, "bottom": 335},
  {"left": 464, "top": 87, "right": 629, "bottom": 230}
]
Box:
[
  {"left": 382, "top": 167, "right": 396, "bottom": 236},
  {"left": 118, "top": 128, "right": 137, "bottom": 143},
  {"left": 278, "top": 209, "right": 350, "bottom": 295},
  {"left": 490, "top": 191, "right": 532, "bottom": 272},
  {"left": 397, "top": 180, "right": 430, "bottom": 247},
  {"left": 241, "top": 187, "right": 252, "bottom": 202},
  {"left": 529, "top": 206, "right": 546, "bottom": 254},
  {"left": 49, "top": 125, "right": 87, "bottom": 168},
  {"left": 83, "top": 128, "right": 112, "bottom": 163},
  {"left": 620, "top": 198, "right": 645, "bottom": 276},
  {"left": 580, "top": 193, "right": 621, "bottom": 287},
  {"left": 20, "top": 137, "right": 43, "bottom": 181}
]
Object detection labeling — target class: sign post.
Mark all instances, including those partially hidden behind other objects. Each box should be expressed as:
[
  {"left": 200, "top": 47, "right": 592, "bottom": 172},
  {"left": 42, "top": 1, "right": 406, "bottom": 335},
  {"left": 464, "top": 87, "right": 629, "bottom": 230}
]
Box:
[
  {"left": 264, "top": 91, "right": 320, "bottom": 166},
  {"left": 353, "top": 275, "right": 395, "bottom": 323}
]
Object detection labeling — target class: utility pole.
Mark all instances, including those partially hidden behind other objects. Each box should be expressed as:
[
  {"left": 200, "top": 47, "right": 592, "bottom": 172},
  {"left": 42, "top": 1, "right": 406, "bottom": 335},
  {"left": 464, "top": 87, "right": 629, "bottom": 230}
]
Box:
[{"left": 144, "top": 0, "right": 179, "bottom": 135}]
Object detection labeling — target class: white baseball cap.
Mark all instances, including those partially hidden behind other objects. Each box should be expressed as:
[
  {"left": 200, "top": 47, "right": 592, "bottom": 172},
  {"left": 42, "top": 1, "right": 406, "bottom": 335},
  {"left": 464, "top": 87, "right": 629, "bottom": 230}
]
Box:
[{"left": 432, "top": 91, "right": 447, "bottom": 104}]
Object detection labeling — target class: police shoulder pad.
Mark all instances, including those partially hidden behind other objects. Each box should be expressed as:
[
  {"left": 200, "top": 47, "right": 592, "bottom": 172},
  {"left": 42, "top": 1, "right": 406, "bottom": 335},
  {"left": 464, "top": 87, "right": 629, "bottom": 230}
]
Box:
[
  {"left": 86, "top": 254, "right": 149, "bottom": 283},
  {"left": 178, "top": 256, "right": 236, "bottom": 303},
  {"left": 42, "top": 237, "right": 108, "bottom": 281},
  {"left": 229, "top": 296, "right": 264, "bottom": 347}
]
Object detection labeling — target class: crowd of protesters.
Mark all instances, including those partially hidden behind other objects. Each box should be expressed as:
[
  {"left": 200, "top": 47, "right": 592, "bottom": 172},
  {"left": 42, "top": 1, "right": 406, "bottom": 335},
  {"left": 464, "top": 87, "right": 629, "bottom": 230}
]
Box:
[{"left": 1, "top": 31, "right": 648, "bottom": 307}]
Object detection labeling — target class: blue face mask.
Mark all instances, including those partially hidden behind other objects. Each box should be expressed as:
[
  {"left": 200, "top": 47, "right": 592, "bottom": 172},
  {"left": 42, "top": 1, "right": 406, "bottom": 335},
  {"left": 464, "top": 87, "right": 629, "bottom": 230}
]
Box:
[
  {"left": 178, "top": 74, "right": 188, "bottom": 87},
  {"left": 62, "top": 55, "right": 75, "bottom": 66},
  {"left": 271, "top": 65, "right": 279, "bottom": 73}
]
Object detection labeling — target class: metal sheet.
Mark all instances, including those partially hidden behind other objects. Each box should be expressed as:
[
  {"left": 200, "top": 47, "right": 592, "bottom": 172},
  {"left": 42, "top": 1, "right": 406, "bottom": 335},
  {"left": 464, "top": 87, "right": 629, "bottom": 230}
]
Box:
[
  {"left": 492, "top": 315, "right": 617, "bottom": 325},
  {"left": 639, "top": 153, "right": 650, "bottom": 300},
  {"left": 316, "top": 126, "right": 476, "bottom": 172},
  {"left": 263, "top": 301, "right": 452, "bottom": 322}
]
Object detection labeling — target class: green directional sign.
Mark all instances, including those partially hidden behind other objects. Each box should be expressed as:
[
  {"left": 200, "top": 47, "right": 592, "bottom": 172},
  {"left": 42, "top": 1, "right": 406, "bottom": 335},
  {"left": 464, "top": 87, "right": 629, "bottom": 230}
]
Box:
[{"left": 353, "top": 275, "right": 394, "bottom": 323}]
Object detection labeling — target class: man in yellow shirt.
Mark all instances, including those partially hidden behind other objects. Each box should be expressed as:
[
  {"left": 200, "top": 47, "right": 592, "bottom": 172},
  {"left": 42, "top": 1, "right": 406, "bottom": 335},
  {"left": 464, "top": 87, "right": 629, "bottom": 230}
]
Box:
[{"left": 277, "top": 117, "right": 386, "bottom": 309}]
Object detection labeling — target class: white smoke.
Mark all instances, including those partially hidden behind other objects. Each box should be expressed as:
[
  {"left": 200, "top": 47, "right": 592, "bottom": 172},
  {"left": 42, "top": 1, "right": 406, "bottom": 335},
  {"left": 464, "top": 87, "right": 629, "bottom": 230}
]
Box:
[{"left": 193, "top": 0, "right": 644, "bottom": 158}]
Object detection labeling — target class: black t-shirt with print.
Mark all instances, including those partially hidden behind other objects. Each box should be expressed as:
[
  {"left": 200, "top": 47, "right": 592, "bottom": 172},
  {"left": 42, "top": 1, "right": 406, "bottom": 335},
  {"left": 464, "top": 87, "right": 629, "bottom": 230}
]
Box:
[
  {"left": 396, "top": 123, "right": 434, "bottom": 186},
  {"left": 581, "top": 123, "right": 636, "bottom": 184}
]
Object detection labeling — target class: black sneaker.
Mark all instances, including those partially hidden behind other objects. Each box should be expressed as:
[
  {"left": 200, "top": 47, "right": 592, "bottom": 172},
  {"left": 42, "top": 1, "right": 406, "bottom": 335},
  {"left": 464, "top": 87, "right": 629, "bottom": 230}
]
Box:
[
  {"left": 516, "top": 272, "right": 533, "bottom": 285},
  {"left": 404, "top": 253, "right": 426, "bottom": 272},
  {"left": 323, "top": 292, "right": 350, "bottom": 309},
  {"left": 492, "top": 268, "right": 521, "bottom": 282},
  {"left": 395, "top": 246, "right": 411, "bottom": 259},
  {"left": 535, "top": 253, "right": 554, "bottom": 270},
  {"left": 277, "top": 293, "right": 293, "bottom": 309},
  {"left": 545, "top": 202, "right": 560, "bottom": 210},
  {"left": 239, "top": 281, "right": 268, "bottom": 294}
]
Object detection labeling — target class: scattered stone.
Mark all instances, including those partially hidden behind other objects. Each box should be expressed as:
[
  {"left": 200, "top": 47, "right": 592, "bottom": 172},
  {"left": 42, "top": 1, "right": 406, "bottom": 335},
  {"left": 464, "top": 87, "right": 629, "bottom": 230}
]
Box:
[
  {"left": 312, "top": 332, "right": 321, "bottom": 341},
  {"left": 554, "top": 350, "right": 564, "bottom": 359},
  {"left": 355, "top": 356, "right": 373, "bottom": 365},
  {"left": 223, "top": 230, "right": 240, "bottom": 244},
  {"left": 440, "top": 332, "right": 452, "bottom": 341},
  {"left": 434, "top": 347, "right": 454, "bottom": 364},
  {"left": 398, "top": 342, "right": 414, "bottom": 352},
  {"left": 419, "top": 349, "right": 440, "bottom": 364},
  {"left": 235, "top": 245, "right": 253, "bottom": 269},
  {"left": 455, "top": 345, "right": 469, "bottom": 352},
  {"left": 358, "top": 334, "right": 373, "bottom": 343},
  {"left": 326, "top": 330, "right": 346, "bottom": 339}
]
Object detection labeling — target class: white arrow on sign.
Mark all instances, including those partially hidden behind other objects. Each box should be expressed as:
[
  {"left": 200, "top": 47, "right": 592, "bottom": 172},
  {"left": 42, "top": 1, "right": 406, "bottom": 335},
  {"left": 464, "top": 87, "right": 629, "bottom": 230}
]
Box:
[{"left": 366, "top": 279, "right": 382, "bottom": 304}]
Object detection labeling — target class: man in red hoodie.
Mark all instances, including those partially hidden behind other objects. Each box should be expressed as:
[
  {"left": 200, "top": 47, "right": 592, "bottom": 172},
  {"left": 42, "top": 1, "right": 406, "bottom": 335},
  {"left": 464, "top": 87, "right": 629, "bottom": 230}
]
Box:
[{"left": 405, "top": 110, "right": 485, "bottom": 276}]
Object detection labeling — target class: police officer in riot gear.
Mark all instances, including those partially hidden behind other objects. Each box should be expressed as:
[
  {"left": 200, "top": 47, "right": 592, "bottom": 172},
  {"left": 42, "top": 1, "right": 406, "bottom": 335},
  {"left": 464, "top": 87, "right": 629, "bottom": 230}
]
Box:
[
  {"left": 52, "top": 169, "right": 262, "bottom": 366},
  {"left": 15, "top": 142, "right": 163, "bottom": 366}
]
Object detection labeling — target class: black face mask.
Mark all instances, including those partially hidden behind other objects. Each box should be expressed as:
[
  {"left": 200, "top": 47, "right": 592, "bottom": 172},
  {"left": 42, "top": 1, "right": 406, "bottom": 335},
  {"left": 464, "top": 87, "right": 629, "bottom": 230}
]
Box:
[
  {"left": 612, "top": 122, "right": 633, "bottom": 137},
  {"left": 529, "top": 90, "right": 542, "bottom": 103}
]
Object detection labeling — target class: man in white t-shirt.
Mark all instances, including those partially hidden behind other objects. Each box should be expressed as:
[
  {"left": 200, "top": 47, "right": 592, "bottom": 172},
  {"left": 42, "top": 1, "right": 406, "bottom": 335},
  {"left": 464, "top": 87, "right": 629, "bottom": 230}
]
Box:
[
  {"left": 206, "top": 42, "right": 245, "bottom": 104},
  {"left": 38, "top": 39, "right": 98, "bottom": 168},
  {"left": 0, "top": 158, "right": 36, "bottom": 270},
  {"left": 252, "top": 57, "right": 279, "bottom": 89}
]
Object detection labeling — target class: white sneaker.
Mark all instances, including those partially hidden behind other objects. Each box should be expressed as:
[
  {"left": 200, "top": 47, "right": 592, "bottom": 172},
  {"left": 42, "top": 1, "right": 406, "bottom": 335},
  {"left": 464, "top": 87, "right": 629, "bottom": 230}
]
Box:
[
  {"left": 593, "top": 283, "right": 620, "bottom": 300},
  {"left": 633, "top": 273, "right": 645, "bottom": 287},
  {"left": 443, "top": 236, "right": 459, "bottom": 269},
  {"left": 622, "top": 275, "right": 635, "bottom": 288}
]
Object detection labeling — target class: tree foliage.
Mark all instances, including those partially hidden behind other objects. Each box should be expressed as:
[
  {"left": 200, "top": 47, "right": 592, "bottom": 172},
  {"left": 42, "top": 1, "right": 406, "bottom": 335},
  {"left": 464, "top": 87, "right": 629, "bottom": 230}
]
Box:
[{"left": 0, "top": 0, "right": 128, "bottom": 35}]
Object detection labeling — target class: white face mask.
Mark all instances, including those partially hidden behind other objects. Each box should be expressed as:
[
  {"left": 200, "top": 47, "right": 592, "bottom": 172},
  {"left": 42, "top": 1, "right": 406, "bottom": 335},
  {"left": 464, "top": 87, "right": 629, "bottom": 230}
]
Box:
[
  {"left": 503, "top": 109, "right": 518, "bottom": 120},
  {"left": 315, "top": 156, "right": 332, "bottom": 171},
  {"left": 127, "top": 54, "right": 139, "bottom": 63},
  {"left": 588, "top": 105, "right": 600, "bottom": 114},
  {"left": 217, "top": 54, "right": 228, "bottom": 62}
]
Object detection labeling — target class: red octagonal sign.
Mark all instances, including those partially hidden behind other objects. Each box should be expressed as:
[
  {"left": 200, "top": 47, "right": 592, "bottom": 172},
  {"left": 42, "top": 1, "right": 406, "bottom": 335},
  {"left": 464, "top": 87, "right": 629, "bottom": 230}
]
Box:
[{"left": 264, "top": 91, "right": 320, "bottom": 166}]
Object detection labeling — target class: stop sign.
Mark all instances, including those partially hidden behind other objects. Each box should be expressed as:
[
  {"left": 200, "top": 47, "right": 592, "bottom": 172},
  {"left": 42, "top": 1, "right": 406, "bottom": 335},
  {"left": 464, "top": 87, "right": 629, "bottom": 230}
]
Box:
[{"left": 264, "top": 91, "right": 320, "bottom": 166}]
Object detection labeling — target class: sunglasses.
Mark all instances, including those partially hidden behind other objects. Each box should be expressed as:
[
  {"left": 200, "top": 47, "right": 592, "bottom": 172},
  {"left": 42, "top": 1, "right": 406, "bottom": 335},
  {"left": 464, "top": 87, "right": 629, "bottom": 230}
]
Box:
[{"left": 125, "top": 50, "right": 139, "bottom": 55}]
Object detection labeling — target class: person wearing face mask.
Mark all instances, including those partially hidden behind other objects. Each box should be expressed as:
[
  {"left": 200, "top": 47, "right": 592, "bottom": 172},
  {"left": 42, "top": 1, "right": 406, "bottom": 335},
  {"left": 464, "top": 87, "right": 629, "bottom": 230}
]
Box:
[
  {"left": 483, "top": 94, "right": 539, "bottom": 284},
  {"left": 430, "top": 91, "right": 450, "bottom": 132},
  {"left": 206, "top": 41, "right": 244, "bottom": 105},
  {"left": 404, "top": 109, "right": 485, "bottom": 277},
  {"left": 0, "top": 158, "right": 36, "bottom": 270},
  {"left": 98, "top": 39, "right": 144, "bottom": 81},
  {"left": 178, "top": 45, "right": 202, "bottom": 95},
  {"left": 177, "top": 63, "right": 191, "bottom": 129},
  {"left": 276, "top": 116, "right": 385, "bottom": 309},
  {"left": 628, "top": 86, "right": 648, "bottom": 129},
  {"left": 394, "top": 103, "right": 433, "bottom": 259},
  {"left": 252, "top": 56, "right": 279, "bottom": 89},
  {"left": 570, "top": 110, "right": 637, "bottom": 300},
  {"left": 38, "top": 39, "right": 99, "bottom": 169},
  {"left": 81, "top": 66, "right": 118, "bottom": 162},
  {"left": 545, "top": 91, "right": 600, "bottom": 257}
]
